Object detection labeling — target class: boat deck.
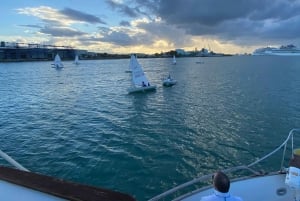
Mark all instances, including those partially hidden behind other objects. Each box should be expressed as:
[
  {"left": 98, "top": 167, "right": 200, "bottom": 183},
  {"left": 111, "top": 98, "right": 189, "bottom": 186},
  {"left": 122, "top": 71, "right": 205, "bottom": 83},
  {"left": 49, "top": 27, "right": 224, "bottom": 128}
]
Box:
[{"left": 0, "top": 166, "right": 136, "bottom": 201}]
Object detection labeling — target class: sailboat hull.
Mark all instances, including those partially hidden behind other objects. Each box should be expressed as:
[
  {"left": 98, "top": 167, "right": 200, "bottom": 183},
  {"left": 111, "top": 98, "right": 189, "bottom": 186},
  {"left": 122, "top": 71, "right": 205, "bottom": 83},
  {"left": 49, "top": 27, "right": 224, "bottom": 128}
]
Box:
[
  {"left": 51, "top": 64, "right": 64, "bottom": 69},
  {"left": 127, "top": 85, "right": 157, "bottom": 94},
  {"left": 163, "top": 79, "right": 177, "bottom": 87}
]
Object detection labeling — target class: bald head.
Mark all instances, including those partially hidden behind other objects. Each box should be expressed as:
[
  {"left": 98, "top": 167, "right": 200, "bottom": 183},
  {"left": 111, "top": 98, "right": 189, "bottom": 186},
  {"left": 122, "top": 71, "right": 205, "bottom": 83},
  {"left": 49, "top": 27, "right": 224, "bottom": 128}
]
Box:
[{"left": 213, "top": 171, "right": 230, "bottom": 193}]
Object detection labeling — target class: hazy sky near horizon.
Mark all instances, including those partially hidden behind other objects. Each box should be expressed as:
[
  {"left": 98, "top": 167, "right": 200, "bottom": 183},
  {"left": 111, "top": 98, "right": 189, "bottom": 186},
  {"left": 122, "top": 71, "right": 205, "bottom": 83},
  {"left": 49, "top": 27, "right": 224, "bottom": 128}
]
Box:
[{"left": 1, "top": 0, "right": 300, "bottom": 54}]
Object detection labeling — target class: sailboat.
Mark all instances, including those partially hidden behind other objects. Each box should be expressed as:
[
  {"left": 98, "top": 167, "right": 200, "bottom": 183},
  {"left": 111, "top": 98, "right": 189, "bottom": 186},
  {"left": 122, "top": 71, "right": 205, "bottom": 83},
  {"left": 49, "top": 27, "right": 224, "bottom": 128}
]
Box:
[
  {"left": 74, "top": 54, "right": 79, "bottom": 65},
  {"left": 195, "top": 60, "right": 204, "bottom": 64},
  {"left": 127, "top": 54, "right": 156, "bottom": 94},
  {"left": 172, "top": 55, "right": 176, "bottom": 65},
  {"left": 51, "top": 53, "right": 64, "bottom": 69},
  {"left": 162, "top": 74, "right": 177, "bottom": 87}
]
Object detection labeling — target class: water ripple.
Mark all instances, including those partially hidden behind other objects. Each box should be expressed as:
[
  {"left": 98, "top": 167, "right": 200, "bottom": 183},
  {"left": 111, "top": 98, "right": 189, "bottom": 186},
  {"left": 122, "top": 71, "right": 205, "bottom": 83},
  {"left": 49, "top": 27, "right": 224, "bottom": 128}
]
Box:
[{"left": 0, "top": 57, "right": 300, "bottom": 200}]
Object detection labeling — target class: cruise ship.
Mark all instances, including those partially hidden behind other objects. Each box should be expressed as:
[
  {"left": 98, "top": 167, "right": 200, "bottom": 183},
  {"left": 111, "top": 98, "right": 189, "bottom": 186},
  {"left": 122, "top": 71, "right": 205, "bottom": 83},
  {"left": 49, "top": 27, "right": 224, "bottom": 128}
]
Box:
[{"left": 253, "top": 44, "right": 300, "bottom": 56}]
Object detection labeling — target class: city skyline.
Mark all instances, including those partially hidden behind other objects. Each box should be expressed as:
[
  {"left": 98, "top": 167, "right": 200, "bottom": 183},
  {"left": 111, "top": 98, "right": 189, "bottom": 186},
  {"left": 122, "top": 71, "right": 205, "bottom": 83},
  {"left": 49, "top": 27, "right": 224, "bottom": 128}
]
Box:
[{"left": 1, "top": 0, "right": 300, "bottom": 55}]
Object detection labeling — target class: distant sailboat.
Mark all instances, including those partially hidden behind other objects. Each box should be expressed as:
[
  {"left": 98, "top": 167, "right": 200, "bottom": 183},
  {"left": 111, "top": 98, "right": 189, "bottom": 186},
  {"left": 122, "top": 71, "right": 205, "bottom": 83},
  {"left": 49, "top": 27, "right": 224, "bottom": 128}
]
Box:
[
  {"left": 162, "top": 74, "right": 177, "bottom": 87},
  {"left": 127, "top": 54, "right": 156, "bottom": 94},
  {"left": 51, "top": 54, "right": 64, "bottom": 69},
  {"left": 172, "top": 55, "right": 176, "bottom": 65},
  {"left": 74, "top": 54, "right": 79, "bottom": 65},
  {"left": 195, "top": 61, "right": 204, "bottom": 64}
]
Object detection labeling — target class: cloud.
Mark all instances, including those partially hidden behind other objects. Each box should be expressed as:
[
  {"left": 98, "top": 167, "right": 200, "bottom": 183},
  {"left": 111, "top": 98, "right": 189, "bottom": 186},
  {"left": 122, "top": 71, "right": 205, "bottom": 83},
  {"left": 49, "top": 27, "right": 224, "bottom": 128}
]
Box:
[
  {"left": 106, "top": 0, "right": 139, "bottom": 17},
  {"left": 127, "top": 0, "right": 300, "bottom": 47},
  {"left": 119, "top": 20, "right": 131, "bottom": 26},
  {"left": 40, "top": 26, "right": 86, "bottom": 37},
  {"left": 136, "top": 19, "right": 192, "bottom": 47},
  {"left": 97, "top": 18, "right": 191, "bottom": 50},
  {"left": 156, "top": 0, "right": 263, "bottom": 26},
  {"left": 95, "top": 21, "right": 159, "bottom": 48},
  {"left": 19, "top": 24, "right": 43, "bottom": 29},
  {"left": 98, "top": 26, "right": 149, "bottom": 46},
  {"left": 16, "top": 6, "right": 71, "bottom": 26},
  {"left": 16, "top": 6, "right": 103, "bottom": 38},
  {"left": 154, "top": 0, "right": 300, "bottom": 25},
  {"left": 14, "top": 0, "right": 300, "bottom": 53},
  {"left": 59, "top": 8, "right": 106, "bottom": 24},
  {"left": 17, "top": 6, "right": 106, "bottom": 26},
  {"left": 260, "top": 16, "right": 300, "bottom": 40},
  {"left": 100, "top": 30, "right": 136, "bottom": 46}
]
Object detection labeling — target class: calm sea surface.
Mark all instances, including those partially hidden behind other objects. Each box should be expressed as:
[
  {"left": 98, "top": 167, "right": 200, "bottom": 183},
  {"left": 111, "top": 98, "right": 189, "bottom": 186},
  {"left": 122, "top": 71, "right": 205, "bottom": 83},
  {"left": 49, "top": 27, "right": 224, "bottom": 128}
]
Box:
[{"left": 0, "top": 56, "right": 300, "bottom": 200}]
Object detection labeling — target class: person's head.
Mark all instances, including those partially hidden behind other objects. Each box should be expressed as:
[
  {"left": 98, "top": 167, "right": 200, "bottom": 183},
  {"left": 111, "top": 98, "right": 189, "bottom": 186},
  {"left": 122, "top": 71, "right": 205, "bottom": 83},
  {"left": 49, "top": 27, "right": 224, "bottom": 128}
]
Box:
[{"left": 212, "top": 171, "right": 230, "bottom": 193}]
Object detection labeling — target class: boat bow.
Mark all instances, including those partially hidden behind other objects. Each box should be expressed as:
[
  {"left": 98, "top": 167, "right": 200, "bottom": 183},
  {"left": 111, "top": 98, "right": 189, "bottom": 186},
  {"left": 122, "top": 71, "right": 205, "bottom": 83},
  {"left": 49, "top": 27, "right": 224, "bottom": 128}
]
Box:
[{"left": 149, "top": 128, "right": 300, "bottom": 201}]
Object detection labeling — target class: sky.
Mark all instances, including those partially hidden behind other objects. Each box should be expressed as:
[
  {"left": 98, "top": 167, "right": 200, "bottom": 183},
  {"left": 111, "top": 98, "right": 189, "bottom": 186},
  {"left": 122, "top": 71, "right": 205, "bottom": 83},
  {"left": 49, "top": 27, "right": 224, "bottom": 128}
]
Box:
[{"left": 1, "top": 0, "right": 300, "bottom": 54}]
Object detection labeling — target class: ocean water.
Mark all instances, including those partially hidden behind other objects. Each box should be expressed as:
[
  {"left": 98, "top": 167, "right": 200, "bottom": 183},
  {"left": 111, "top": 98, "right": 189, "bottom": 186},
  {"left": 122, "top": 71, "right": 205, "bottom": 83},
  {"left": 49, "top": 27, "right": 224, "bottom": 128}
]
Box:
[{"left": 0, "top": 56, "right": 300, "bottom": 200}]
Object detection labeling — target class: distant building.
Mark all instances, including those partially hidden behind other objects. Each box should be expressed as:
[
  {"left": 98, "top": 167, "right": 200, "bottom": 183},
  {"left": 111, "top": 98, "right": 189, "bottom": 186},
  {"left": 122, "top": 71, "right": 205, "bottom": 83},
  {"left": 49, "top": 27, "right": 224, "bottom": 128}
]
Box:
[
  {"left": 197, "top": 48, "right": 210, "bottom": 56},
  {"left": 0, "top": 41, "right": 78, "bottom": 61},
  {"left": 175, "top": 49, "right": 187, "bottom": 56}
]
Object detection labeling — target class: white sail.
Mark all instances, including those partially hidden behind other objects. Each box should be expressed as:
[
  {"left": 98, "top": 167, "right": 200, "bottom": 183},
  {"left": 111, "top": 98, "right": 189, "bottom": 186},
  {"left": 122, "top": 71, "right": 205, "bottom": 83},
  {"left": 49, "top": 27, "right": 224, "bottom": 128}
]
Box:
[
  {"left": 127, "top": 54, "right": 156, "bottom": 93},
  {"left": 130, "top": 55, "right": 150, "bottom": 86},
  {"left": 172, "top": 55, "right": 176, "bottom": 65},
  {"left": 52, "top": 54, "right": 64, "bottom": 68},
  {"left": 125, "top": 55, "right": 134, "bottom": 73},
  {"left": 74, "top": 55, "right": 79, "bottom": 64}
]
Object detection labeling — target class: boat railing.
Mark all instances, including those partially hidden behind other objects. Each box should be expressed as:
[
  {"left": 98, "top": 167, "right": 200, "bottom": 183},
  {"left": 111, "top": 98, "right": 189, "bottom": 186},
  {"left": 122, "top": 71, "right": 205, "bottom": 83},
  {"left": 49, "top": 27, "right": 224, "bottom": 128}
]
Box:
[
  {"left": 148, "top": 128, "right": 300, "bottom": 201},
  {"left": 0, "top": 149, "right": 29, "bottom": 172}
]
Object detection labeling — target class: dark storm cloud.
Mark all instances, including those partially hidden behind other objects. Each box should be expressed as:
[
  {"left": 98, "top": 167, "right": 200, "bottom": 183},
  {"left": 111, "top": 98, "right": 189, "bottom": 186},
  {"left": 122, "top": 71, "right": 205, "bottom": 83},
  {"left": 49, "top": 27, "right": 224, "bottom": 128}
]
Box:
[
  {"left": 261, "top": 17, "right": 300, "bottom": 39},
  {"left": 40, "top": 26, "right": 86, "bottom": 37},
  {"left": 248, "top": 0, "right": 300, "bottom": 21},
  {"left": 126, "top": 0, "right": 300, "bottom": 45},
  {"left": 136, "top": 20, "right": 191, "bottom": 46},
  {"left": 155, "top": 0, "right": 300, "bottom": 25},
  {"left": 60, "top": 7, "right": 106, "bottom": 24},
  {"left": 157, "top": 0, "right": 257, "bottom": 26}
]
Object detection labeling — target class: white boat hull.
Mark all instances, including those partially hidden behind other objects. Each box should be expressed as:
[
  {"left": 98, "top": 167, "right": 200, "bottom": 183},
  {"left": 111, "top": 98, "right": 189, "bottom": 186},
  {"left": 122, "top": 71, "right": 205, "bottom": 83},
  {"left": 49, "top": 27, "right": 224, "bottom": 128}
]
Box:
[
  {"left": 51, "top": 64, "right": 64, "bottom": 69},
  {"left": 0, "top": 165, "right": 135, "bottom": 201},
  {"left": 128, "top": 85, "right": 157, "bottom": 94},
  {"left": 163, "top": 79, "right": 177, "bottom": 87},
  {"left": 253, "top": 52, "right": 300, "bottom": 56},
  {"left": 0, "top": 180, "right": 65, "bottom": 201},
  {"left": 179, "top": 173, "right": 293, "bottom": 201}
]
